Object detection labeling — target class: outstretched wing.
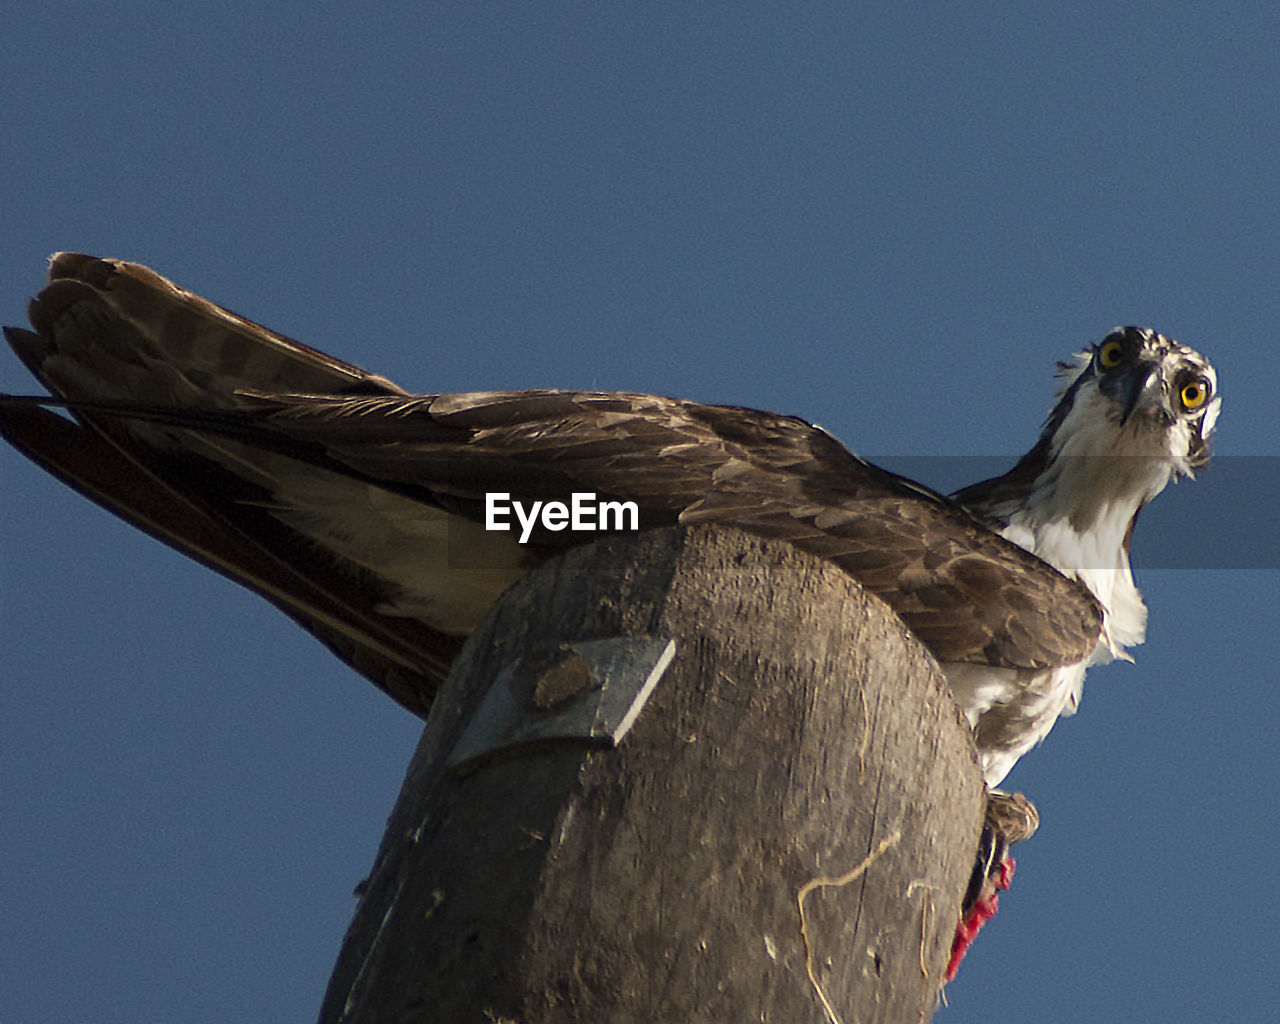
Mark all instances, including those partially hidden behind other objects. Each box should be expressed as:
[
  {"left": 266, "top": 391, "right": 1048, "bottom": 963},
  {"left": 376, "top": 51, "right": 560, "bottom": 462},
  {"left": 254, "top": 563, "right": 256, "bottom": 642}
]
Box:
[
  {"left": 1, "top": 254, "right": 1102, "bottom": 717},
  {"left": 2, "top": 254, "right": 457, "bottom": 714}
]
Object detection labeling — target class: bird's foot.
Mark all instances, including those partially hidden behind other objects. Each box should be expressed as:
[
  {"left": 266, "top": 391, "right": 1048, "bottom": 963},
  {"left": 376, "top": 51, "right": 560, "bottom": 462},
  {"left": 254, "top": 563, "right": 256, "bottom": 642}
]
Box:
[{"left": 947, "top": 790, "right": 1039, "bottom": 981}]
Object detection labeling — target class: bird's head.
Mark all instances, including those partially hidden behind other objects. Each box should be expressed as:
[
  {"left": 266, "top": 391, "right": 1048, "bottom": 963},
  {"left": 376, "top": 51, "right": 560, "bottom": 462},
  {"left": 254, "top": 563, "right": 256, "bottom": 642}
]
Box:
[
  {"left": 1045, "top": 326, "right": 1220, "bottom": 476},
  {"left": 948, "top": 327, "right": 1219, "bottom": 653}
]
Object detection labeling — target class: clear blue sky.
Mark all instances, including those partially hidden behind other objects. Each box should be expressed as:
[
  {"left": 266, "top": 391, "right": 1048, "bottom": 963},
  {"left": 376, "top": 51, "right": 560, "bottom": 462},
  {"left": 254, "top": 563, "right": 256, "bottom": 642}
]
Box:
[{"left": 2, "top": 5, "right": 1277, "bottom": 1022}]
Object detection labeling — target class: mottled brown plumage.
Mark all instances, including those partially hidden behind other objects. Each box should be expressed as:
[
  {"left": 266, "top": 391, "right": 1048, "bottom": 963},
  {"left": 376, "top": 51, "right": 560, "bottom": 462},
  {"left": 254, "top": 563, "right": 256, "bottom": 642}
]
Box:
[{"left": 2, "top": 254, "right": 1103, "bottom": 721}]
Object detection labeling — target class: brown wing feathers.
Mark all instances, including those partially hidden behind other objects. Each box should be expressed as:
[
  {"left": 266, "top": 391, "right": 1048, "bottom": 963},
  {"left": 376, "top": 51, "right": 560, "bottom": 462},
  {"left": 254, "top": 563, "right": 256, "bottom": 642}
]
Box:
[{"left": 0, "top": 254, "right": 1103, "bottom": 717}]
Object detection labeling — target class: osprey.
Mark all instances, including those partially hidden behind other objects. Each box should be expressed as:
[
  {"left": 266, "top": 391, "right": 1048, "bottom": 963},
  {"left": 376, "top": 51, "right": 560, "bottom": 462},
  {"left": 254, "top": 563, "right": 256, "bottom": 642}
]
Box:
[{"left": 0, "top": 255, "right": 1219, "bottom": 791}]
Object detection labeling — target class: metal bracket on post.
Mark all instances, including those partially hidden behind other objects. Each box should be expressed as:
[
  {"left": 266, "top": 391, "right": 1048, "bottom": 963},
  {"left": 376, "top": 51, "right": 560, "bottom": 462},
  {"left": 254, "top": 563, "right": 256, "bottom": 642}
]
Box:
[{"left": 447, "top": 636, "right": 677, "bottom": 771}]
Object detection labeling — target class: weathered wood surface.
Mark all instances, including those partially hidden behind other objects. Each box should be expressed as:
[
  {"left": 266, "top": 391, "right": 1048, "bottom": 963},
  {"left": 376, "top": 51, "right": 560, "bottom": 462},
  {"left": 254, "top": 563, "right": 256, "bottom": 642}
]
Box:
[{"left": 318, "top": 526, "right": 985, "bottom": 1024}]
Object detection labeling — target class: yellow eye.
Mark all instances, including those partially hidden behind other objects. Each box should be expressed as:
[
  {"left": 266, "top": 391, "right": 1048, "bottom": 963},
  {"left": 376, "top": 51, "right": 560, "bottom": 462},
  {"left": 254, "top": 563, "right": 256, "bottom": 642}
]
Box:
[
  {"left": 1180, "top": 378, "right": 1210, "bottom": 410},
  {"left": 1098, "top": 338, "right": 1125, "bottom": 369}
]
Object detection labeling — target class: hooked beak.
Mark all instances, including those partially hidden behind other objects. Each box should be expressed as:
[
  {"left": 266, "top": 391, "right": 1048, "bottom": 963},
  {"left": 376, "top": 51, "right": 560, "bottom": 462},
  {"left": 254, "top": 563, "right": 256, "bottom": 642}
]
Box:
[{"left": 1115, "top": 361, "right": 1164, "bottom": 426}]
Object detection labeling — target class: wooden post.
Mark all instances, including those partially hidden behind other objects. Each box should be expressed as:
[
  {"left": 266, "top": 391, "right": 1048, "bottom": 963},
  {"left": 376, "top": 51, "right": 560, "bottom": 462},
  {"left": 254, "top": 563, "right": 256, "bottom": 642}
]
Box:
[{"left": 317, "top": 526, "right": 984, "bottom": 1024}]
